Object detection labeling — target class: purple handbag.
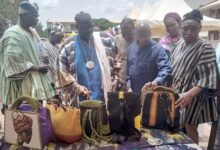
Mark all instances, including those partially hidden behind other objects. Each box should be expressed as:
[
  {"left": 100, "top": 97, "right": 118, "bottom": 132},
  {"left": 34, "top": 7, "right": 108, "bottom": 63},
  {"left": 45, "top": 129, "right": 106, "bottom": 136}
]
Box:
[{"left": 12, "top": 96, "right": 55, "bottom": 147}]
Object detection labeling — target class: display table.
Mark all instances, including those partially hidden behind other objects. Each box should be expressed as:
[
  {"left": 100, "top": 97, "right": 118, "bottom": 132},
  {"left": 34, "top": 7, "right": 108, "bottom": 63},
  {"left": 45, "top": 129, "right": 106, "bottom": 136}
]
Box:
[{"left": 0, "top": 128, "right": 202, "bottom": 150}]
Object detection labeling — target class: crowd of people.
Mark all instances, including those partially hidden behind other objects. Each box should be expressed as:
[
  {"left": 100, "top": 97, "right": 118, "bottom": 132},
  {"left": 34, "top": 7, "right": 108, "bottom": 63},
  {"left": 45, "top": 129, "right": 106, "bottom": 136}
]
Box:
[{"left": 0, "top": 1, "right": 219, "bottom": 146}]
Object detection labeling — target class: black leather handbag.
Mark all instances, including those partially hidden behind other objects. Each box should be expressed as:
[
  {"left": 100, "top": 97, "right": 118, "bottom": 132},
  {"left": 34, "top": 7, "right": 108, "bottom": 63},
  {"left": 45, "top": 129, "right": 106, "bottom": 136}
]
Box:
[{"left": 107, "top": 91, "right": 141, "bottom": 142}]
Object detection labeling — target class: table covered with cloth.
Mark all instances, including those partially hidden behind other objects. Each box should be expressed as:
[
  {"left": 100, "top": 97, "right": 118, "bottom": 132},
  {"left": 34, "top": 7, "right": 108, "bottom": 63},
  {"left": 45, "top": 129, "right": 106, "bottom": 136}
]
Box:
[{"left": 0, "top": 128, "right": 202, "bottom": 150}]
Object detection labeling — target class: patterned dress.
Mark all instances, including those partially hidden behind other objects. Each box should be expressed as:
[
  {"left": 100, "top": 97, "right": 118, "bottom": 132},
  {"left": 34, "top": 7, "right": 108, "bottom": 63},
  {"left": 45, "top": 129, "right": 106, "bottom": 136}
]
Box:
[
  {"left": 40, "top": 39, "right": 59, "bottom": 83},
  {"left": 170, "top": 38, "right": 219, "bottom": 125}
]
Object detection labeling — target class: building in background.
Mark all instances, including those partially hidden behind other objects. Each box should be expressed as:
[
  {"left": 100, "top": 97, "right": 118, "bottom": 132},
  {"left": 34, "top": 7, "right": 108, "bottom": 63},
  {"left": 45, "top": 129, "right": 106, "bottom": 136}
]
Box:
[
  {"left": 200, "top": 0, "right": 220, "bottom": 47},
  {"left": 200, "top": 0, "right": 220, "bottom": 18},
  {"left": 47, "top": 19, "right": 76, "bottom": 37},
  {"left": 185, "top": 0, "right": 215, "bottom": 9}
]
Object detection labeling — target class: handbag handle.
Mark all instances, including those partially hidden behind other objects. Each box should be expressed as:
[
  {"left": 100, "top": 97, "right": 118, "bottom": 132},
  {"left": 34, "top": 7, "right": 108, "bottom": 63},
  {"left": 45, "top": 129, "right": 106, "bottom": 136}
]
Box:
[
  {"left": 48, "top": 99, "right": 67, "bottom": 111},
  {"left": 11, "top": 96, "right": 42, "bottom": 112},
  {"left": 143, "top": 86, "right": 175, "bottom": 93}
]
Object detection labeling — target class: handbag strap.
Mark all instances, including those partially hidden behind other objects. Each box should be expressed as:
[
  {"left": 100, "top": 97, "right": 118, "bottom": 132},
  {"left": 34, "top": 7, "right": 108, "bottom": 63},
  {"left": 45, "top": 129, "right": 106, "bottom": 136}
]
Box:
[
  {"left": 82, "top": 109, "right": 99, "bottom": 146},
  {"left": 82, "top": 109, "right": 111, "bottom": 146},
  {"left": 88, "top": 110, "right": 111, "bottom": 142},
  {"left": 11, "top": 96, "right": 42, "bottom": 112},
  {"left": 143, "top": 86, "right": 175, "bottom": 93}
]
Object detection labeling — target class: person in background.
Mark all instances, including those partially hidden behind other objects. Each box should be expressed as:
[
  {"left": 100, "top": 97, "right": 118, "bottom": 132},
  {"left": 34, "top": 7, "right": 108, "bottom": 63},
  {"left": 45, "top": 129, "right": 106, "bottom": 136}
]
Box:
[
  {"left": 159, "top": 12, "right": 182, "bottom": 56},
  {"left": 40, "top": 22, "right": 64, "bottom": 85},
  {"left": 170, "top": 10, "right": 219, "bottom": 144},
  {"left": 114, "top": 18, "right": 135, "bottom": 91},
  {"left": 0, "top": 1, "right": 54, "bottom": 106},
  {"left": 127, "top": 22, "right": 171, "bottom": 93},
  {"left": 59, "top": 12, "right": 116, "bottom": 102}
]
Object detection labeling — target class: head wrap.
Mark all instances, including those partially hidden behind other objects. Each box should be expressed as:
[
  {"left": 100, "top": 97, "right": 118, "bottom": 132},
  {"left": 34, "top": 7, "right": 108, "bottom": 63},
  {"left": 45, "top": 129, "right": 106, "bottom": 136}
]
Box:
[
  {"left": 49, "top": 22, "right": 64, "bottom": 34},
  {"left": 183, "top": 9, "right": 203, "bottom": 23},
  {"left": 164, "top": 12, "right": 182, "bottom": 25},
  {"left": 18, "top": 1, "right": 39, "bottom": 15}
]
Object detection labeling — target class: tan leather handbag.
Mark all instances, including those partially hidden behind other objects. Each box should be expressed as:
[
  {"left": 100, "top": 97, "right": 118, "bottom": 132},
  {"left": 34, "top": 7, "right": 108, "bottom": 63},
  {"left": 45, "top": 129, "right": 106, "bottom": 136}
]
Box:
[{"left": 54, "top": 46, "right": 74, "bottom": 89}]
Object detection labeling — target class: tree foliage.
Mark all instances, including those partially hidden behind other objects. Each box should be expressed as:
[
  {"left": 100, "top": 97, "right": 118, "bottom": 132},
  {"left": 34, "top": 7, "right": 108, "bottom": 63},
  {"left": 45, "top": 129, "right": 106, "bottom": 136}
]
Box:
[
  {"left": 93, "top": 18, "right": 119, "bottom": 31},
  {"left": 0, "top": 0, "right": 47, "bottom": 37},
  {"left": 0, "top": 0, "right": 22, "bottom": 25},
  {"left": 35, "top": 22, "right": 48, "bottom": 38}
]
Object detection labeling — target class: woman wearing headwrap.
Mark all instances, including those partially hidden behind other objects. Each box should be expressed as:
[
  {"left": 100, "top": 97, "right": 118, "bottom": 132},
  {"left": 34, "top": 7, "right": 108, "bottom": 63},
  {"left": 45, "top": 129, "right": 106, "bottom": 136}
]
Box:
[
  {"left": 159, "top": 12, "right": 182, "bottom": 56},
  {"left": 170, "top": 9, "right": 220, "bottom": 143}
]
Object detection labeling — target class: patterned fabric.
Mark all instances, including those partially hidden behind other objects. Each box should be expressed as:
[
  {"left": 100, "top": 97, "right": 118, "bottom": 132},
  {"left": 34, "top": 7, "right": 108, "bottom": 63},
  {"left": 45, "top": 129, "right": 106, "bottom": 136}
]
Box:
[
  {"left": 59, "top": 32, "right": 116, "bottom": 101},
  {"left": 18, "top": 1, "right": 38, "bottom": 15},
  {"left": 40, "top": 39, "right": 59, "bottom": 83},
  {"left": 159, "top": 34, "right": 181, "bottom": 52},
  {"left": 74, "top": 35, "right": 102, "bottom": 100},
  {"left": 0, "top": 25, "right": 54, "bottom": 105},
  {"left": 170, "top": 38, "right": 219, "bottom": 125},
  {"left": 114, "top": 34, "right": 129, "bottom": 84},
  {"left": 1, "top": 128, "right": 195, "bottom": 149}
]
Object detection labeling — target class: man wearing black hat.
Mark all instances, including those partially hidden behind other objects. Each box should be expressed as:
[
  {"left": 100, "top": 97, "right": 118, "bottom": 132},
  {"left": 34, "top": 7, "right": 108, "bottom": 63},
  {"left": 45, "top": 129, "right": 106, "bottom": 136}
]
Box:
[{"left": 0, "top": 1, "right": 54, "bottom": 105}]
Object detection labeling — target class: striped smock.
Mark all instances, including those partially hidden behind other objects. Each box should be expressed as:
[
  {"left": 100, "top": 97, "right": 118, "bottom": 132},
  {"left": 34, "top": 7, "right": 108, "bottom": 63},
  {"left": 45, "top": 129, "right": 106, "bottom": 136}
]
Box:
[{"left": 170, "top": 38, "right": 219, "bottom": 125}]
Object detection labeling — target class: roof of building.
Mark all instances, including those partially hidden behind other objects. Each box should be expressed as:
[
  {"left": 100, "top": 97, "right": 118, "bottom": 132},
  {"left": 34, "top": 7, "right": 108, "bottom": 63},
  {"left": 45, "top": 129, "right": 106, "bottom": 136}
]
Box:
[{"left": 47, "top": 19, "right": 75, "bottom": 23}]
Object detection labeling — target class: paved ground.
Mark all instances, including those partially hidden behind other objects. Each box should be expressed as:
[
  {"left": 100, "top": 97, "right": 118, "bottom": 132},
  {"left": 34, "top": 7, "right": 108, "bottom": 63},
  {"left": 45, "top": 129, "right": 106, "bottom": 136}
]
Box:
[
  {"left": 0, "top": 112, "right": 212, "bottom": 149},
  {"left": 198, "top": 123, "right": 211, "bottom": 150}
]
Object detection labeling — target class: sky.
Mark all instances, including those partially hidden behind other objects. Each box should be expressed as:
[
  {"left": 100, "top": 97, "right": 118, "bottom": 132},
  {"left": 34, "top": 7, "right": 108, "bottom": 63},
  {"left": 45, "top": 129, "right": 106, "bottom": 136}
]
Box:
[
  {"left": 34, "top": 0, "right": 148, "bottom": 26},
  {"left": 32, "top": 0, "right": 214, "bottom": 27}
]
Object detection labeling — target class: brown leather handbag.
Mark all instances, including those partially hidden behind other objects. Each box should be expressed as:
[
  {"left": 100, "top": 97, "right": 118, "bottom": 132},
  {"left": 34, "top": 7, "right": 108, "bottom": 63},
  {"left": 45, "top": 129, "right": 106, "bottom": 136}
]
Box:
[{"left": 141, "top": 86, "right": 181, "bottom": 130}]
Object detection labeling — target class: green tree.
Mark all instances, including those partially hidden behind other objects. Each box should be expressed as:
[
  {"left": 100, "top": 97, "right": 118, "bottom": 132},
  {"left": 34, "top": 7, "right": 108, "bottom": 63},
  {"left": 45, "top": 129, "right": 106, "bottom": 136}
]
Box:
[
  {"left": 0, "top": 0, "right": 46, "bottom": 38},
  {"left": 0, "top": 0, "right": 22, "bottom": 25},
  {"left": 35, "top": 22, "right": 48, "bottom": 38},
  {"left": 93, "top": 18, "right": 119, "bottom": 31}
]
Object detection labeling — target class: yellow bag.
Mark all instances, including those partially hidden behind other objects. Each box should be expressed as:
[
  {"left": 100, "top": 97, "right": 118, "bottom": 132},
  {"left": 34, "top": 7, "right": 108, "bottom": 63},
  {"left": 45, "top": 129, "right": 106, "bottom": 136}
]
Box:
[{"left": 47, "top": 101, "right": 82, "bottom": 143}]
